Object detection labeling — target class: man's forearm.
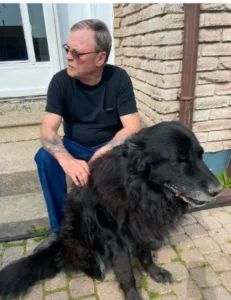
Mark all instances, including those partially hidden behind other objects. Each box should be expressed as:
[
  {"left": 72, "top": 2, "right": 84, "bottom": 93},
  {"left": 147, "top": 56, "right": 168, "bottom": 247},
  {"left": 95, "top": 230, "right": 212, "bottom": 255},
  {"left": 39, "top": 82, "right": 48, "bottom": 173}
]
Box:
[{"left": 40, "top": 131, "right": 73, "bottom": 163}]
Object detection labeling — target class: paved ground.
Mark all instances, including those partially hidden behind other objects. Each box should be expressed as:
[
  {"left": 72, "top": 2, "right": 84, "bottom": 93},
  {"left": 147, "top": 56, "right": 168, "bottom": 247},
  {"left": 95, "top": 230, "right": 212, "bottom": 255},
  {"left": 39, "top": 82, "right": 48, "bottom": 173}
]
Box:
[{"left": 1, "top": 206, "right": 231, "bottom": 300}]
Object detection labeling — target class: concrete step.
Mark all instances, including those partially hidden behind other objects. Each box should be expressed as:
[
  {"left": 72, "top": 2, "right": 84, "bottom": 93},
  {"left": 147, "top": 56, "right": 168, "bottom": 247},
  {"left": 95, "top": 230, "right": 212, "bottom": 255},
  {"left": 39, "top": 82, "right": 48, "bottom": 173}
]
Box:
[
  {"left": 0, "top": 140, "right": 42, "bottom": 197},
  {"left": 0, "top": 192, "right": 49, "bottom": 238}
]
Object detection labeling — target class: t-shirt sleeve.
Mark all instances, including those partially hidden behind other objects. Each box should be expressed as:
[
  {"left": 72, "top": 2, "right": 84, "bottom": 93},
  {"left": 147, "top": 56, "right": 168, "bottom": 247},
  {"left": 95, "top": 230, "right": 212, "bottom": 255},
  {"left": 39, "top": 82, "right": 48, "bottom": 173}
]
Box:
[
  {"left": 45, "top": 73, "right": 65, "bottom": 117},
  {"left": 117, "top": 69, "right": 138, "bottom": 117}
]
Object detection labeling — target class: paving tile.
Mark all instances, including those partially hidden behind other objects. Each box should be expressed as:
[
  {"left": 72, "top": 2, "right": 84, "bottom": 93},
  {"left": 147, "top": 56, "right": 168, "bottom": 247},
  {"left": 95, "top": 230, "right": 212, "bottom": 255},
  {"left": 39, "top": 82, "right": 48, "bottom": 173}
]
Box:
[
  {"left": 192, "top": 210, "right": 210, "bottom": 219},
  {"left": 157, "top": 246, "right": 178, "bottom": 263},
  {"left": 208, "top": 227, "right": 231, "bottom": 244},
  {"left": 20, "top": 285, "right": 43, "bottom": 300},
  {"left": 2, "top": 246, "right": 24, "bottom": 266},
  {"left": 197, "top": 215, "right": 222, "bottom": 230},
  {"left": 164, "top": 262, "right": 189, "bottom": 282},
  {"left": 182, "top": 214, "right": 197, "bottom": 226},
  {"left": 45, "top": 272, "right": 67, "bottom": 291},
  {"left": 172, "top": 279, "right": 201, "bottom": 300},
  {"left": 189, "top": 266, "right": 221, "bottom": 287},
  {"left": 147, "top": 276, "right": 173, "bottom": 294},
  {"left": 97, "top": 281, "right": 123, "bottom": 300},
  {"left": 170, "top": 234, "right": 194, "bottom": 250},
  {"left": 220, "top": 243, "right": 231, "bottom": 257},
  {"left": 202, "top": 285, "right": 231, "bottom": 300},
  {"left": 212, "top": 211, "right": 231, "bottom": 225},
  {"left": 193, "top": 236, "right": 220, "bottom": 254},
  {"left": 45, "top": 291, "right": 69, "bottom": 300},
  {"left": 219, "top": 270, "right": 231, "bottom": 291},
  {"left": 224, "top": 206, "right": 231, "bottom": 213},
  {"left": 205, "top": 252, "right": 231, "bottom": 272},
  {"left": 170, "top": 226, "right": 185, "bottom": 236},
  {"left": 223, "top": 223, "right": 231, "bottom": 233},
  {"left": 181, "top": 249, "right": 206, "bottom": 268},
  {"left": 69, "top": 276, "right": 94, "bottom": 298},
  {"left": 183, "top": 224, "right": 208, "bottom": 240}
]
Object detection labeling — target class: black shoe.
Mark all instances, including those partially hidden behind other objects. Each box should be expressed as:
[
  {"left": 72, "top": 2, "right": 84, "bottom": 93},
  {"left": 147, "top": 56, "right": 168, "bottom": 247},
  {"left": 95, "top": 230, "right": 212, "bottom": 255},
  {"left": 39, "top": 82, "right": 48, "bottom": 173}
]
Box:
[{"left": 33, "top": 232, "right": 58, "bottom": 253}]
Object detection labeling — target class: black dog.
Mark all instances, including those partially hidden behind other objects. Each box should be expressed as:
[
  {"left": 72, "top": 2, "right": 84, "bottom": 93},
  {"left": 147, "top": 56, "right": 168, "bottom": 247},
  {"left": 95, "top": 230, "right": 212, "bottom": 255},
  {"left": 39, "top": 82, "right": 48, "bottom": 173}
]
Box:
[{"left": 0, "top": 121, "right": 222, "bottom": 300}]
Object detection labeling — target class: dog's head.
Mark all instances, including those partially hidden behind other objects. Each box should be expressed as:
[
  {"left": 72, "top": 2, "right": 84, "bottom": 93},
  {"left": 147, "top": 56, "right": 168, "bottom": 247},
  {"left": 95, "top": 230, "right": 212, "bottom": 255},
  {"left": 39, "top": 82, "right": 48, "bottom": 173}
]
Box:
[{"left": 125, "top": 121, "right": 223, "bottom": 208}]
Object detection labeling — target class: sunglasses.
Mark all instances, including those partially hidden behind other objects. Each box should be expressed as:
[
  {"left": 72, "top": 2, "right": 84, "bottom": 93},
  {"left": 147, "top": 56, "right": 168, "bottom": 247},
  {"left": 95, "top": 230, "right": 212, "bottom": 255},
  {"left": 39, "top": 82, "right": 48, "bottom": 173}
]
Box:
[{"left": 62, "top": 44, "right": 100, "bottom": 60}]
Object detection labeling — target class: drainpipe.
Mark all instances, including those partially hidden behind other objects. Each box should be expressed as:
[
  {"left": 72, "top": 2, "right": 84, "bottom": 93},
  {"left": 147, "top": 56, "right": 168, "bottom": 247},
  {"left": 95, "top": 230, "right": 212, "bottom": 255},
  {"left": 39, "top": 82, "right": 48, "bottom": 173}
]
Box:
[{"left": 178, "top": 4, "right": 201, "bottom": 129}]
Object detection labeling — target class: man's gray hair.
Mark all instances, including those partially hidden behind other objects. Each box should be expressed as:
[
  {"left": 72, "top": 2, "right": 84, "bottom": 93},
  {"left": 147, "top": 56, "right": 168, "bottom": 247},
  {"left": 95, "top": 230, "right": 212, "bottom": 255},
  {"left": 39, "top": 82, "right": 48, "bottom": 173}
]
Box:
[{"left": 71, "top": 19, "right": 112, "bottom": 62}]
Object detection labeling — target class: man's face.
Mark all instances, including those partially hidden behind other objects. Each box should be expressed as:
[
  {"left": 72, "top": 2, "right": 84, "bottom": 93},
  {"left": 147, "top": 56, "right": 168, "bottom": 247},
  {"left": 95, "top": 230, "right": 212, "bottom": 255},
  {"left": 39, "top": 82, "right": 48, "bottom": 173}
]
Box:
[{"left": 66, "top": 29, "right": 106, "bottom": 79}]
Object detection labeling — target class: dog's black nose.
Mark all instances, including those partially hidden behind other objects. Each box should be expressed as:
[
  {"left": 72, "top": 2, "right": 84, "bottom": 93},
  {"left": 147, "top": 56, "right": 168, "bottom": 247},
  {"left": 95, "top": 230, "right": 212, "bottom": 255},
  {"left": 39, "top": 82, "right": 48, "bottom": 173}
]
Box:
[{"left": 207, "top": 184, "right": 223, "bottom": 197}]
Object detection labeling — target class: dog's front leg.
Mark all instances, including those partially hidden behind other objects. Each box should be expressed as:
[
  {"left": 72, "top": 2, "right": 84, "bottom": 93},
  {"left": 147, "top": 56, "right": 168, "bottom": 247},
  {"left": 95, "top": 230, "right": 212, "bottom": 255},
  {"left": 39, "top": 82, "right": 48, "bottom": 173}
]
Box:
[
  {"left": 137, "top": 248, "right": 173, "bottom": 284},
  {"left": 112, "top": 250, "right": 142, "bottom": 300}
]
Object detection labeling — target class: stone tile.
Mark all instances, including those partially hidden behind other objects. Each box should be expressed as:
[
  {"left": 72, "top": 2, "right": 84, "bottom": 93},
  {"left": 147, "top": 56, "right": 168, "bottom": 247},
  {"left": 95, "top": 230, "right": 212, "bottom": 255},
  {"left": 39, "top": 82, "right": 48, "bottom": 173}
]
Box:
[
  {"left": 45, "top": 272, "right": 67, "bottom": 291},
  {"left": 192, "top": 210, "right": 210, "bottom": 218},
  {"left": 197, "top": 215, "right": 222, "bottom": 230},
  {"left": 170, "top": 234, "right": 194, "bottom": 250},
  {"left": 202, "top": 286, "right": 231, "bottom": 300},
  {"left": 139, "top": 289, "right": 149, "bottom": 300},
  {"left": 224, "top": 206, "right": 231, "bottom": 213},
  {"left": 160, "top": 296, "right": 178, "bottom": 300},
  {"left": 97, "top": 281, "right": 123, "bottom": 300},
  {"left": 157, "top": 246, "right": 177, "bottom": 263},
  {"left": 20, "top": 285, "right": 43, "bottom": 300},
  {"left": 164, "top": 262, "right": 189, "bottom": 282},
  {"left": 209, "top": 207, "right": 225, "bottom": 214},
  {"left": 147, "top": 276, "right": 173, "bottom": 294},
  {"left": 205, "top": 252, "right": 231, "bottom": 272},
  {"left": 209, "top": 227, "right": 231, "bottom": 244},
  {"left": 45, "top": 291, "right": 69, "bottom": 300},
  {"left": 26, "top": 239, "right": 40, "bottom": 255},
  {"left": 82, "top": 298, "right": 96, "bottom": 300},
  {"left": 220, "top": 243, "right": 231, "bottom": 257},
  {"left": 220, "top": 270, "right": 231, "bottom": 291},
  {"left": 212, "top": 211, "right": 231, "bottom": 225},
  {"left": 2, "top": 246, "right": 24, "bottom": 266},
  {"left": 69, "top": 276, "right": 94, "bottom": 298},
  {"left": 223, "top": 223, "right": 231, "bottom": 233},
  {"left": 184, "top": 224, "right": 208, "bottom": 240},
  {"left": 193, "top": 236, "right": 220, "bottom": 254},
  {"left": 182, "top": 214, "right": 197, "bottom": 226},
  {"left": 172, "top": 279, "right": 201, "bottom": 300},
  {"left": 104, "top": 270, "right": 116, "bottom": 281},
  {"left": 189, "top": 266, "right": 221, "bottom": 287},
  {"left": 170, "top": 226, "right": 185, "bottom": 236},
  {"left": 181, "top": 249, "right": 206, "bottom": 268}
]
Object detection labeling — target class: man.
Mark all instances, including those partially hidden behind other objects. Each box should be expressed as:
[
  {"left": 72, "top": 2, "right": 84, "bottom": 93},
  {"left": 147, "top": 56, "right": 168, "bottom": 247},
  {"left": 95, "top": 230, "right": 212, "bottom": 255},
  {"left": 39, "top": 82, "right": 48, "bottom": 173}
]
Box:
[{"left": 34, "top": 19, "right": 141, "bottom": 252}]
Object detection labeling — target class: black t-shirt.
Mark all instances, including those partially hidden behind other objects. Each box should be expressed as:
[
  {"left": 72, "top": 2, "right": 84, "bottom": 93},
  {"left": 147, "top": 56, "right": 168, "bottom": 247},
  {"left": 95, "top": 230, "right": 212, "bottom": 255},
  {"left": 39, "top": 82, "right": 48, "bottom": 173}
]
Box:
[{"left": 45, "top": 64, "right": 137, "bottom": 147}]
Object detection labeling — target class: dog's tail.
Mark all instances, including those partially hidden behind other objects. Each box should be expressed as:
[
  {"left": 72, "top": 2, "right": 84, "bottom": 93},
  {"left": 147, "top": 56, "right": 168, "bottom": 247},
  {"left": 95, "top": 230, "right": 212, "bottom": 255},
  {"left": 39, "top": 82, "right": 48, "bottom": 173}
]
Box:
[{"left": 0, "top": 240, "right": 63, "bottom": 299}]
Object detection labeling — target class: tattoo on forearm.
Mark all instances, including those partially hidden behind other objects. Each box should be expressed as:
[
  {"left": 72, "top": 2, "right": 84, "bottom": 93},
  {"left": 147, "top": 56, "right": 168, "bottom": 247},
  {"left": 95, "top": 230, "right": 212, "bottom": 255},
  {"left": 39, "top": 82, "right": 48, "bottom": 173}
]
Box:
[
  {"left": 41, "top": 135, "right": 68, "bottom": 156},
  {"left": 109, "top": 137, "right": 126, "bottom": 149}
]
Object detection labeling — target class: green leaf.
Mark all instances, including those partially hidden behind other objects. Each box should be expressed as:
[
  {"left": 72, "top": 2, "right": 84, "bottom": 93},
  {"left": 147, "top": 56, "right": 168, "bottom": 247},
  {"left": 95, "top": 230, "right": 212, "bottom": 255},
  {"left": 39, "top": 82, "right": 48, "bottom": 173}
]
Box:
[
  {"left": 224, "top": 170, "right": 229, "bottom": 187},
  {"left": 217, "top": 171, "right": 225, "bottom": 186}
]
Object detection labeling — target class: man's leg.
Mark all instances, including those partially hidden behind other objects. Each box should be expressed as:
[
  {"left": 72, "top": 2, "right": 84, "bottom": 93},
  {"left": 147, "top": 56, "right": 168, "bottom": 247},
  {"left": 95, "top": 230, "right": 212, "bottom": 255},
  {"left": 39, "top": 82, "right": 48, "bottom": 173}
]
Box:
[{"left": 33, "top": 138, "right": 98, "bottom": 251}]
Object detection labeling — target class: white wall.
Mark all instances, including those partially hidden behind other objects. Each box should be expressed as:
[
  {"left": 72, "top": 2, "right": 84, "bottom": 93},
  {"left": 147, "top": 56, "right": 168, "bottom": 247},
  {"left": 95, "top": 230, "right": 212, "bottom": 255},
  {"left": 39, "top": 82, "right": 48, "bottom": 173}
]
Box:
[{"left": 55, "top": 3, "right": 114, "bottom": 68}]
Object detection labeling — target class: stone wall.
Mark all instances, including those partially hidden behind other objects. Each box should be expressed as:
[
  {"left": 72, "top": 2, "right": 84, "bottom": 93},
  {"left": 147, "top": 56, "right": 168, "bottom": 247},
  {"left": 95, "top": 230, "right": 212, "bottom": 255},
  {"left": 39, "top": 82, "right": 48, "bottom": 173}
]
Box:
[{"left": 113, "top": 3, "right": 231, "bottom": 153}]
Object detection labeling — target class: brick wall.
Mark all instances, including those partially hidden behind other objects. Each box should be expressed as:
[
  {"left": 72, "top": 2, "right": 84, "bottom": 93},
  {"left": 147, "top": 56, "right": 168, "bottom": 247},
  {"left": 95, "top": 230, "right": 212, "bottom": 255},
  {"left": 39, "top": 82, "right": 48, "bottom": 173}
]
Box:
[
  {"left": 193, "top": 3, "right": 231, "bottom": 152},
  {"left": 113, "top": 3, "right": 231, "bottom": 153}
]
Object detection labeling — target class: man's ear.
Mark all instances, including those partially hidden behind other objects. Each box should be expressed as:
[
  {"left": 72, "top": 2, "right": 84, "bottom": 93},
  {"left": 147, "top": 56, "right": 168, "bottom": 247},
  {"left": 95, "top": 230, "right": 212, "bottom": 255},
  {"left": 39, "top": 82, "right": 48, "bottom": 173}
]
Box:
[{"left": 96, "top": 52, "right": 107, "bottom": 67}]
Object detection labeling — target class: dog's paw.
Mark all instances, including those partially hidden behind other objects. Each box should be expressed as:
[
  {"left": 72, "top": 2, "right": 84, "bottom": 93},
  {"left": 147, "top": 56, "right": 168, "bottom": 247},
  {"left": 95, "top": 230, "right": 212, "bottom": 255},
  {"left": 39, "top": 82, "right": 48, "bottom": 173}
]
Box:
[{"left": 151, "top": 267, "right": 173, "bottom": 284}]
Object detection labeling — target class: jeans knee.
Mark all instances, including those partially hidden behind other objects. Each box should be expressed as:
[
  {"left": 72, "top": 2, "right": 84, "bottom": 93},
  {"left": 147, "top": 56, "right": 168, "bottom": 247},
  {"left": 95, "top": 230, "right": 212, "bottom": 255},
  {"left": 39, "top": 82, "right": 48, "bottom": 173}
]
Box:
[{"left": 34, "top": 147, "right": 55, "bottom": 167}]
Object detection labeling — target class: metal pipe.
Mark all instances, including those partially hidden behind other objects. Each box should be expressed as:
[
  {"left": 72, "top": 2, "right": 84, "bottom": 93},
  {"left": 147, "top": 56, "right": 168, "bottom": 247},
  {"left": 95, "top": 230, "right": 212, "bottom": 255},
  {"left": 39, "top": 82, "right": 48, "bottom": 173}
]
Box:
[{"left": 179, "top": 4, "right": 201, "bottom": 129}]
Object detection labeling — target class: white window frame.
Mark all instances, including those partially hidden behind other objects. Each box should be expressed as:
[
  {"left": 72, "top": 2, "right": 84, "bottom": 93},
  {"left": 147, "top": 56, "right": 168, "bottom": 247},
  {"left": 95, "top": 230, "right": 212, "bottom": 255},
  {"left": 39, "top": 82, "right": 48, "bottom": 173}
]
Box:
[{"left": 0, "top": 3, "right": 62, "bottom": 98}]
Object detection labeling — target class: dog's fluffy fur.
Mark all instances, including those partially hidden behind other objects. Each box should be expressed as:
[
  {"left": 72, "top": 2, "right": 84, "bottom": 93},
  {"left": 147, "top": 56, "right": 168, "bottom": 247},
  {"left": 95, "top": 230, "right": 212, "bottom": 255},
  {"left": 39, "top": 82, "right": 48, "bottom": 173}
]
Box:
[{"left": 0, "top": 121, "right": 222, "bottom": 300}]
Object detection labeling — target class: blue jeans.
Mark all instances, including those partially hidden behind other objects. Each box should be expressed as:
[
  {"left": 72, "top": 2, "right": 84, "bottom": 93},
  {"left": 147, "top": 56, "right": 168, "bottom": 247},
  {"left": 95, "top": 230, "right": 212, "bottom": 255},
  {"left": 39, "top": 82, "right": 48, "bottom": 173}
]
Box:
[{"left": 34, "top": 138, "right": 106, "bottom": 233}]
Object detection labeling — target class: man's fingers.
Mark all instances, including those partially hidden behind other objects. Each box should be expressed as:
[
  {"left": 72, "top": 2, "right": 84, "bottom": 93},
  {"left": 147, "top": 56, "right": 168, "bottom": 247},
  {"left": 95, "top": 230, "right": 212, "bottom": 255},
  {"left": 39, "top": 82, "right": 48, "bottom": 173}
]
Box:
[{"left": 72, "top": 175, "right": 80, "bottom": 186}]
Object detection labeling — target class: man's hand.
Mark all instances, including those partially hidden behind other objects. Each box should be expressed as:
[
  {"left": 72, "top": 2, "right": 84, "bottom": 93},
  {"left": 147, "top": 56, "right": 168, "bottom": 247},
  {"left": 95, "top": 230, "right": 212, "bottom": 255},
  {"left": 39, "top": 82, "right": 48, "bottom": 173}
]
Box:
[
  {"left": 88, "top": 147, "right": 108, "bottom": 164},
  {"left": 59, "top": 157, "right": 90, "bottom": 187}
]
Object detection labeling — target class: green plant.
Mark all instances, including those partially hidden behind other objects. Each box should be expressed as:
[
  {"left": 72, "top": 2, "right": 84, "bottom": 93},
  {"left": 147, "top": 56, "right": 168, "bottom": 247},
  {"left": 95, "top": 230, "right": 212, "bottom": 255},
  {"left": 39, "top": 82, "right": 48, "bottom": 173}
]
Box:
[{"left": 216, "top": 170, "right": 231, "bottom": 188}]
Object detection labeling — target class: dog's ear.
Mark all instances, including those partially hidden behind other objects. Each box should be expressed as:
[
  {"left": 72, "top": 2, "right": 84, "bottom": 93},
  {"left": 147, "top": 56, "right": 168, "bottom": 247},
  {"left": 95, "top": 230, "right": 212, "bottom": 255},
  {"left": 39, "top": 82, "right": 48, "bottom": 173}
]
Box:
[{"left": 123, "top": 141, "right": 152, "bottom": 174}]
